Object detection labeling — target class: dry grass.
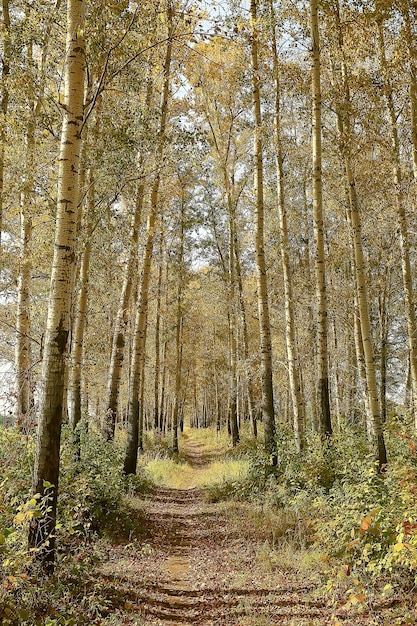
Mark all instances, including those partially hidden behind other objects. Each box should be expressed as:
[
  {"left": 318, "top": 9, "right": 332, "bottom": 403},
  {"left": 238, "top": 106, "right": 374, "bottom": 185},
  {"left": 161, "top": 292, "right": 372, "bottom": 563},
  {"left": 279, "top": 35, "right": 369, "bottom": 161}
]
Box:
[
  {"left": 141, "top": 426, "right": 250, "bottom": 490},
  {"left": 143, "top": 456, "right": 249, "bottom": 490}
]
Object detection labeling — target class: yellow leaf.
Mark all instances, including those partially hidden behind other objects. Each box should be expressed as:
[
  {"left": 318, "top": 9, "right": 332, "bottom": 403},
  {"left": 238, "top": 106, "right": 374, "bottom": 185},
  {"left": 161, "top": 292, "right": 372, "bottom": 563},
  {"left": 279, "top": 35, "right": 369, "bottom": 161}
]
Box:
[
  {"left": 393, "top": 543, "right": 404, "bottom": 552},
  {"left": 359, "top": 515, "right": 372, "bottom": 534},
  {"left": 13, "top": 512, "right": 25, "bottom": 525}
]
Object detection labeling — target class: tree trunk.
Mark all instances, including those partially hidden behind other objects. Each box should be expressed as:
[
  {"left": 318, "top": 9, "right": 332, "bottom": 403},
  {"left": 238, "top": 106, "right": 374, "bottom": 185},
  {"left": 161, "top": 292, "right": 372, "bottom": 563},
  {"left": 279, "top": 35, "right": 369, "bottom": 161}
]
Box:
[
  {"left": 332, "top": 0, "right": 387, "bottom": 468},
  {"left": 154, "top": 236, "right": 164, "bottom": 434},
  {"left": 15, "top": 0, "right": 62, "bottom": 429},
  {"left": 69, "top": 166, "right": 93, "bottom": 457},
  {"left": 160, "top": 337, "right": 168, "bottom": 433},
  {"left": 353, "top": 267, "right": 372, "bottom": 434},
  {"left": 250, "top": 0, "right": 276, "bottom": 463},
  {"left": 124, "top": 0, "right": 173, "bottom": 475},
  {"left": 228, "top": 190, "right": 240, "bottom": 447},
  {"left": 103, "top": 60, "right": 155, "bottom": 440},
  {"left": 14, "top": 206, "right": 33, "bottom": 430},
  {"left": 172, "top": 192, "right": 185, "bottom": 454},
  {"left": 28, "top": 0, "right": 85, "bottom": 568},
  {"left": 345, "top": 157, "right": 387, "bottom": 467},
  {"left": 103, "top": 181, "right": 144, "bottom": 440},
  {"left": 402, "top": 2, "right": 417, "bottom": 181},
  {"left": 271, "top": 0, "right": 306, "bottom": 452},
  {"left": 233, "top": 209, "right": 257, "bottom": 438},
  {"left": 378, "top": 285, "right": 388, "bottom": 425},
  {"left": 376, "top": 19, "right": 417, "bottom": 427},
  {"left": 310, "top": 0, "right": 332, "bottom": 437},
  {"left": 0, "top": 0, "right": 10, "bottom": 248}
]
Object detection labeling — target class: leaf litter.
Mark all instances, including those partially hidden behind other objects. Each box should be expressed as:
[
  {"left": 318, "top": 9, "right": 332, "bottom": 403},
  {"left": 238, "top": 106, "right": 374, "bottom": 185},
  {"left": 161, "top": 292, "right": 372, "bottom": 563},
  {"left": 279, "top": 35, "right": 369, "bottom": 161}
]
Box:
[{"left": 97, "top": 440, "right": 417, "bottom": 626}]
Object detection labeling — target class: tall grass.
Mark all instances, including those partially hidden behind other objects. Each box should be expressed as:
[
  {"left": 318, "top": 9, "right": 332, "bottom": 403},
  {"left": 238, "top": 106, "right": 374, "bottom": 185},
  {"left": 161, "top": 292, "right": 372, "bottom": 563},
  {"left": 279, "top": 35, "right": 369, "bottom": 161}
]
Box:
[
  {"left": 143, "top": 456, "right": 250, "bottom": 490},
  {"left": 140, "top": 425, "right": 252, "bottom": 490}
]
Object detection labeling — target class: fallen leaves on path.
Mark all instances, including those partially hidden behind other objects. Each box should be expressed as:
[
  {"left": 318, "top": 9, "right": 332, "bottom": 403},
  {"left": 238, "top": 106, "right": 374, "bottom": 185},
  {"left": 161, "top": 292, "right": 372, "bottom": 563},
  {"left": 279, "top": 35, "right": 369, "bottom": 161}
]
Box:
[{"left": 96, "top": 442, "right": 416, "bottom": 626}]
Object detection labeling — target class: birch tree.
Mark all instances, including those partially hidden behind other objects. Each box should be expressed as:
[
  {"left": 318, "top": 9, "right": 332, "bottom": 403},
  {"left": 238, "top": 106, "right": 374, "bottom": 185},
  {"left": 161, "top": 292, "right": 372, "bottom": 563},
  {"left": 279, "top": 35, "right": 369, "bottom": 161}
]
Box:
[
  {"left": 103, "top": 46, "right": 156, "bottom": 441},
  {"left": 330, "top": 0, "right": 387, "bottom": 468},
  {"left": 375, "top": 12, "right": 417, "bottom": 428},
  {"left": 0, "top": 0, "right": 10, "bottom": 248},
  {"left": 270, "top": 0, "right": 306, "bottom": 452},
  {"left": 250, "top": 0, "right": 276, "bottom": 462},
  {"left": 310, "top": 0, "right": 332, "bottom": 437},
  {"left": 28, "top": 0, "right": 85, "bottom": 567},
  {"left": 124, "top": 0, "right": 173, "bottom": 475}
]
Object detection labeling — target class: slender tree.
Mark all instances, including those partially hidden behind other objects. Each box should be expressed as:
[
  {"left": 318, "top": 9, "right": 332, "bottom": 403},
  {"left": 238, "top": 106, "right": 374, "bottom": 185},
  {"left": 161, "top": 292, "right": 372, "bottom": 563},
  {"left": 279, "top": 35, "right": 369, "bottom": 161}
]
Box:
[
  {"left": 28, "top": 0, "right": 86, "bottom": 568},
  {"left": 250, "top": 0, "right": 276, "bottom": 463},
  {"left": 124, "top": 0, "right": 173, "bottom": 475},
  {"left": 68, "top": 160, "right": 93, "bottom": 454},
  {"left": 376, "top": 15, "right": 417, "bottom": 427},
  {"left": 310, "top": 0, "right": 332, "bottom": 437},
  {"left": 172, "top": 188, "right": 186, "bottom": 453},
  {"left": 331, "top": 0, "right": 387, "bottom": 467},
  {"left": 270, "top": 0, "right": 306, "bottom": 452},
  {"left": 103, "top": 61, "right": 155, "bottom": 440},
  {"left": 0, "top": 0, "right": 10, "bottom": 248}
]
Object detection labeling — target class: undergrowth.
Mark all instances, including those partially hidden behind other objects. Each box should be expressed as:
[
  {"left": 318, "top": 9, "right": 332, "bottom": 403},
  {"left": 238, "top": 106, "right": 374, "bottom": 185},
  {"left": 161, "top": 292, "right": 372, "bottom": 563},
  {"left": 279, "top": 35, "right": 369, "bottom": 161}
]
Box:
[
  {"left": 0, "top": 423, "right": 153, "bottom": 625},
  {"left": 204, "top": 418, "right": 417, "bottom": 611},
  {"left": 3, "top": 417, "right": 417, "bottom": 622}
]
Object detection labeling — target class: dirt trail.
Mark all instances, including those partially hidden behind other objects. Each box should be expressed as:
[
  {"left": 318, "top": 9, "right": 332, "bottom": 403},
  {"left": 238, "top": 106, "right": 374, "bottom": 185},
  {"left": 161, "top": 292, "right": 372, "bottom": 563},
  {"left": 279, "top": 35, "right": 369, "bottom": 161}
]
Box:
[
  {"left": 99, "top": 440, "right": 400, "bottom": 625},
  {"left": 100, "top": 440, "right": 328, "bottom": 625}
]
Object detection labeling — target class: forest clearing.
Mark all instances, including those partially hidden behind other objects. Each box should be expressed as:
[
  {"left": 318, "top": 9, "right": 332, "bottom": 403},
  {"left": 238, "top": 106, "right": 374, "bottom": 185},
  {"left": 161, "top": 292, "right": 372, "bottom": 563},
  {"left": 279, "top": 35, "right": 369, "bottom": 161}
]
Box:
[{"left": 3, "top": 0, "right": 417, "bottom": 623}]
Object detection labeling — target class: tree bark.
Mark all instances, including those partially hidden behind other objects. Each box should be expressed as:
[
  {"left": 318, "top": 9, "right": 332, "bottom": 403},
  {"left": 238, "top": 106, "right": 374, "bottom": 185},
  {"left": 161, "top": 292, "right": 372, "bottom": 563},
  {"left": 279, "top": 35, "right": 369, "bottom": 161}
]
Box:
[
  {"left": 0, "top": 0, "right": 10, "bottom": 248},
  {"left": 68, "top": 164, "right": 93, "bottom": 457},
  {"left": 271, "top": 0, "right": 306, "bottom": 452},
  {"left": 172, "top": 191, "right": 186, "bottom": 454},
  {"left": 233, "top": 208, "right": 257, "bottom": 438},
  {"left": 250, "top": 0, "right": 276, "bottom": 463},
  {"left": 401, "top": 2, "right": 417, "bottom": 181},
  {"left": 14, "top": 199, "right": 33, "bottom": 429},
  {"left": 376, "top": 19, "right": 417, "bottom": 427},
  {"left": 103, "top": 181, "right": 144, "bottom": 440},
  {"left": 332, "top": 0, "right": 387, "bottom": 468},
  {"left": 15, "top": 0, "right": 64, "bottom": 430},
  {"left": 228, "top": 189, "right": 240, "bottom": 447},
  {"left": 14, "top": 30, "right": 34, "bottom": 430},
  {"left": 153, "top": 235, "right": 164, "bottom": 434},
  {"left": 103, "top": 62, "right": 155, "bottom": 440},
  {"left": 310, "top": 0, "right": 332, "bottom": 437},
  {"left": 28, "top": 0, "right": 85, "bottom": 568},
  {"left": 124, "top": 0, "right": 173, "bottom": 475}
]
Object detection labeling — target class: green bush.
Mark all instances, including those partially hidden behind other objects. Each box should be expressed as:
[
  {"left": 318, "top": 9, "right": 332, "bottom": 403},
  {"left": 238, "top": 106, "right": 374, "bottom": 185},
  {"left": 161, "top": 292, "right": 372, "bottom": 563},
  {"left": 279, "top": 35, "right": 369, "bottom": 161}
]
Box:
[
  {"left": 202, "top": 423, "right": 417, "bottom": 590},
  {"left": 58, "top": 424, "right": 153, "bottom": 540},
  {"left": 0, "top": 423, "right": 154, "bottom": 624}
]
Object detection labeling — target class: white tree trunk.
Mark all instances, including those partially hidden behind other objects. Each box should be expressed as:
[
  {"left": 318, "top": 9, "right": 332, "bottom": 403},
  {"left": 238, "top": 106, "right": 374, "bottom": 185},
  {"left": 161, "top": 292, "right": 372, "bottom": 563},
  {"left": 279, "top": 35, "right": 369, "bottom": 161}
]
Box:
[
  {"left": 28, "top": 0, "right": 85, "bottom": 567},
  {"left": 310, "top": 0, "right": 332, "bottom": 437},
  {"left": 250, "top": 0, "right": 276, "bottom": 463}
]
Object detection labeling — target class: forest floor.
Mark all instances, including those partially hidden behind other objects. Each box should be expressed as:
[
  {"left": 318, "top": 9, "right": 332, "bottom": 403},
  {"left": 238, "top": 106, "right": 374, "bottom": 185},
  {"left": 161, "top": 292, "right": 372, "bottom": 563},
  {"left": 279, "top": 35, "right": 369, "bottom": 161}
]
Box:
[{"left": 95, "top": 433, "right": 414, "bottom": 626}]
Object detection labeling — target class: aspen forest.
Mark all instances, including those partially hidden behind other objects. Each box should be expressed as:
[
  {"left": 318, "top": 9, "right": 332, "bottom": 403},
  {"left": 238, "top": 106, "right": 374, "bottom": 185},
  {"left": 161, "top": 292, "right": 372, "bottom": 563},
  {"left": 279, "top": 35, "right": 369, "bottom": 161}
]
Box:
[{"left": 3, "top": 0, "right": 417, "bottom": 623}]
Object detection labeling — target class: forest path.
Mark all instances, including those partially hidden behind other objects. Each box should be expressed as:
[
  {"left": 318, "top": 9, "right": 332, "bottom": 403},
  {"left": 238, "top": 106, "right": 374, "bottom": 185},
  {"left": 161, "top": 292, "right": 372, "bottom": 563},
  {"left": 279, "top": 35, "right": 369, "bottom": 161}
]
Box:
[{"left": 99, "top": 436, "right": 391, "bottom": 625}]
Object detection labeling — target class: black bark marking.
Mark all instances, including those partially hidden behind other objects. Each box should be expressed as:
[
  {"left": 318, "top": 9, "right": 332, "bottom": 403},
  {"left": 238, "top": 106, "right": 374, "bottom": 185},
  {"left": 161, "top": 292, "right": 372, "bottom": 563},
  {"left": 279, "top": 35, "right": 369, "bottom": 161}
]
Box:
[{"left": 55, "top": 319, "right": 69, "bottom": 355}]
